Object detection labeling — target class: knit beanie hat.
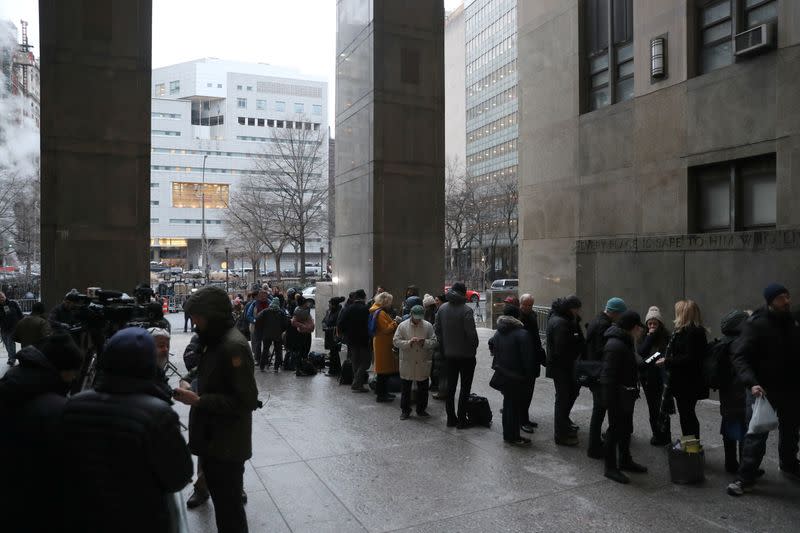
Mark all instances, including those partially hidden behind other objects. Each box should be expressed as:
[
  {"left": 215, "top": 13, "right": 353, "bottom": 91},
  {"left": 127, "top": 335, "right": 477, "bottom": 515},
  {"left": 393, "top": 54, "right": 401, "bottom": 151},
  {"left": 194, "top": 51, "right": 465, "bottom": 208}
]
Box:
[
  {"left": 39, "top": 332, "right": 84, "bottom": 371},
  {"left": 605, "top": 297, "right": 627, "bottom": 314},
  {"left": 423, "top": 294, "right": 435, "bottom": 307},
  {"left": 184, "top": 286, "right": 233, "bottom": 322},
  {"left": 97, "top": 327, "right": 157, "bottom": 379},
  {"left": 763, "top": 283, "right": 789, "bottom": 304},
  {"left": 644, "top": 306, "right": 663, "bottom": 324}
]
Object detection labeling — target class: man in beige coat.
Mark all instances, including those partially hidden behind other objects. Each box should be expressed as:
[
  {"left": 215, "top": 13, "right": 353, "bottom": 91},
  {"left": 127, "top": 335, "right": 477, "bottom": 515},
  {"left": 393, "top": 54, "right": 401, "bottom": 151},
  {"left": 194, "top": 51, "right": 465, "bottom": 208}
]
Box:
[{"left": 393, "top": 305, "right": 438, "bottom": 419}]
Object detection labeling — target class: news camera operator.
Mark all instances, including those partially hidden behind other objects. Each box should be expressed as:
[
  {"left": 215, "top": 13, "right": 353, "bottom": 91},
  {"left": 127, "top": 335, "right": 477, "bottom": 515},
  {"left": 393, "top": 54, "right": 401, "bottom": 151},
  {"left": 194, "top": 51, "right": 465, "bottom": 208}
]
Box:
[{"left": 48, "top": 290, "right": 82, "bottom": 331}]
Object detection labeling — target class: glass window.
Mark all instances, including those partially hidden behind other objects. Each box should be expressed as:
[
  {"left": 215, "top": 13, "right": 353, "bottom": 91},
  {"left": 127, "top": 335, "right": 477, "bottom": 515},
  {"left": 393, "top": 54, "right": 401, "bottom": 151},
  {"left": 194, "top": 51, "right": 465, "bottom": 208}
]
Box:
[
  {"left": 155, "top": 83, "right": 165, "bottom": 96},
  {"left": 294, "top": 103, "right": 304, "bottom": 113},
  {"left": 275, "top": 101, "right": 286, "bottom": 112},
  {"left": 169, "top": 80, "right": 180, "bottom": 94},
  {"left": 699, "top": 177, "right": 731, "bottom": 231},
  {"left": 702, "top": 0, "right": 730, "bottom": 26},
  {"left": 746, "top": 0, "right": 777, "bottom": 28},
  {"left": 237, "top": 85, "right": 243, "bottom": 90},
  {"left": 172, "top": 182, "right": 230, "bottom": 209},
  {"left": 217, "top": 83, "right": 222, "bottom": 88},
  {"left": 256, "top": 99, "right": 266, "bottom": 110},
  {"left": 267, "top": 119, "right": 275, "bottom": 127},
  {"left": 238, "top": 117, "right": 245, "bottom": 125},
  {"left": 257, "top": 118, "right": 265, "bottom": 127},
  {"left": 312, "top": 104, "right": 322, "bottom": 115},
  {"left": 206, "top": 82, "right": 212, "bottom": 87},
  {"left": 583, "top": 0, "right": 633, "bottom": 111},
  {"left": 237, "top": 98, "right": 247, "bottom": 109},
  {"left": 247, "top": 118, "right": 255, "bottom": 126},
  {"left": 246, "top": 86, "right": 253, "bottom": 91},
  {"left": 700, "top": 1, "right": 733, "bottom": 74}
]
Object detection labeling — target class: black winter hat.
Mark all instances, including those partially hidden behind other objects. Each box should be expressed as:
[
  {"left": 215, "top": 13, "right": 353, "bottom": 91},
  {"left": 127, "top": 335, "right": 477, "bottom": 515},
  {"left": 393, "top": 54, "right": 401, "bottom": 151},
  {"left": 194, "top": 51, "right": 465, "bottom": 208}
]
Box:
[
  {"left": 763, "top": 283, "right": 789, "bottom": 305},
  {"left": 184, "top": 286, "right": 232, "bottom": 321},
  {"left": 617, "top": 310, "right": 644, "bottom": 331},
  {"left": 451, "top": 282, "right": 467, "bottom": 295},
  {"left": 97, "top": 327, "right": 157, "bottom": 379},
  {"left": 39, "top": 332, "right": 84, "bottom": 371},
  {"left": 503, "top": 304, "right": 520, "bottom": 318},
  {"left": 354, "top": 289, "right": 367, "bottom": 300},
  {"left": 564, "top": 295, "right": 582, "bottom": 310}
]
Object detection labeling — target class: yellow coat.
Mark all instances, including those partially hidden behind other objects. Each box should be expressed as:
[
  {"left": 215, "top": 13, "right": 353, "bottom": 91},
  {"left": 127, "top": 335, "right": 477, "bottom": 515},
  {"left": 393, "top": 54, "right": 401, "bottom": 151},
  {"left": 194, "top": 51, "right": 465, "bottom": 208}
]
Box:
[{"left": 370, "top": 304, "right": 398, "bottom": 374}]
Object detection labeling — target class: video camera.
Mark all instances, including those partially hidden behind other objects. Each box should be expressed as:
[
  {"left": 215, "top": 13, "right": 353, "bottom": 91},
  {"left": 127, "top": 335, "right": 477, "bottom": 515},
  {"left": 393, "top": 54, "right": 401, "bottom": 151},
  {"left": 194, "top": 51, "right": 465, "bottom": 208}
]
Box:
[{"left": 67, "top": 286, "right": 169, "bottom": 336}]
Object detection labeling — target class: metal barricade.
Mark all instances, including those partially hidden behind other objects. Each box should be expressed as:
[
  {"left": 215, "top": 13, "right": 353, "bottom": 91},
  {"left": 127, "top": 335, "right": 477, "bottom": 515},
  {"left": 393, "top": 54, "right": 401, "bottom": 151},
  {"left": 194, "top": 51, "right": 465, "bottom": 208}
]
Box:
[
  {"left": 16, "top": 298, "right": 39, "bottom": 314},
  {"left": 533, "top": 305, "right": 549, "bottom": 348}
]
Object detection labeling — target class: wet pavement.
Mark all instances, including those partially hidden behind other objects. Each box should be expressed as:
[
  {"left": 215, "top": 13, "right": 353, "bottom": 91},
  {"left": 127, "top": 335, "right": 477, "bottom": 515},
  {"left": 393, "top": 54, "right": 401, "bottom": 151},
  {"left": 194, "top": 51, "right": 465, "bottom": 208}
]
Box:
[{"left": 3, "top": 313, "right": 798, "bottom": 532}]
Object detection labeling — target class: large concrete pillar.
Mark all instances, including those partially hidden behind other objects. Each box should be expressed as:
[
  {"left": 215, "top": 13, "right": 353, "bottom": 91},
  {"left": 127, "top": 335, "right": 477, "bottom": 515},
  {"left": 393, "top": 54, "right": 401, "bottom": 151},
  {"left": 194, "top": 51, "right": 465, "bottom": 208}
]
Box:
[
  {"left": 39, "top": 0, "right": 151, "bottom": 306},
  {"left": 333, "top": 0, "right": 445, "bottom": 300}
]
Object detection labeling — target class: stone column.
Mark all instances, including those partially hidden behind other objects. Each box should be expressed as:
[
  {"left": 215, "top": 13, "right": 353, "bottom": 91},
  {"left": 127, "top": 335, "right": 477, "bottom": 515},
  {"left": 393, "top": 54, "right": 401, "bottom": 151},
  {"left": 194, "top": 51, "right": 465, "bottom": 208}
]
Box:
[
  {"left": 39, "top": 0, "right": 152, "bottom": 306},
  {"left": 334, "top": 0, "right": 445, "bottom": 300}
]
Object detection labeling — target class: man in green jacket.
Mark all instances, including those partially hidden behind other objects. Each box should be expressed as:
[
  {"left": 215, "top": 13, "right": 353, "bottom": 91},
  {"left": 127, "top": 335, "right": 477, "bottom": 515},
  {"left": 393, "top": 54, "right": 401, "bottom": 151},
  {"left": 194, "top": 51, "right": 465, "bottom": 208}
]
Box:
[{"left": 174, "top": 286, "right": 259, "bottom": 533}]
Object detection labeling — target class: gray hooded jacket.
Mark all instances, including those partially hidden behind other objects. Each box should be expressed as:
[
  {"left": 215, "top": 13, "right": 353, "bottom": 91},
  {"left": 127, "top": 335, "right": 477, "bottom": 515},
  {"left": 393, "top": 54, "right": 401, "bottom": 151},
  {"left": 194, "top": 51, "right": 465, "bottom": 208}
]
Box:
[{"left": 434, "top": 290, "right": 479, "bottom": 359}]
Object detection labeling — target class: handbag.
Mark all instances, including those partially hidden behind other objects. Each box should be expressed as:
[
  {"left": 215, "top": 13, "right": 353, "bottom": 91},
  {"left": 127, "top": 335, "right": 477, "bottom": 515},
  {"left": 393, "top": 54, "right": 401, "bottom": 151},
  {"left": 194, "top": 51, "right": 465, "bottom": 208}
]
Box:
[
  {"left": 574, "top": 359, "right": 603, "bottom": 388},
  {"left": 489, "top": 365, "right": 525, "bottom": 392}
]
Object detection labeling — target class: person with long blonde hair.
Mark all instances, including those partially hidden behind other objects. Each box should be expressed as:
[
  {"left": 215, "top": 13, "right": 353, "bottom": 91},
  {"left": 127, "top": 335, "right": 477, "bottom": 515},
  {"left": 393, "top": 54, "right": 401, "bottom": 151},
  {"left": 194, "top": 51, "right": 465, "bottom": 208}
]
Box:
[{"left": 655, "top": 299, "right": 709, "bottom": 438}]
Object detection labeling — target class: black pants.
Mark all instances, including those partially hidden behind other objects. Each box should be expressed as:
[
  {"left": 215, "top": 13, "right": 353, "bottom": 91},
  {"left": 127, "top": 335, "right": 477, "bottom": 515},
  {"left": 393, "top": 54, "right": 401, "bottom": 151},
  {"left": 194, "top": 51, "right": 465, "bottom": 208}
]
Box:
[
  {"left": 502, "top": 387, "right": 526, "bottom": 441},
  {"left": 202, "top": 457, "right": 247, "bottom": 533},
  {"left": 446, "top": 357, "right": 477, "bottom": 423},
  {"left": 738, "top": 393, "right": 800, "bottom": 482},
  {"left": 328, "top": 345, "right": 341, "bottom": 374},
  {"left": 604, "top": 387, "right": 634, "bottom": 471},
  {"left": 401, "top": 378, "right": 429, "bottom": 414},
  {"left": 642, "top": 372, "right": 669, "bottom": 441},
  {"left": 674, "top": 393, "right": 700, "bottom": 438},
  {"left": 376, "top": 373, "right": 390, "bottom": 399},
  {"left": 269, "top": 340, "right": 283, "bottom": 368},
  {"left": 349, "top": 344, "right": 370, "bottom": 389},
  {"left": 520, "top": 377, "right": 536, "bottom": 425},
  {"left": 552, "top": 365, "right": 580, "bottom": 439},
  {"left": 588, "top": 384, "right": 606, "bottom": 451}
]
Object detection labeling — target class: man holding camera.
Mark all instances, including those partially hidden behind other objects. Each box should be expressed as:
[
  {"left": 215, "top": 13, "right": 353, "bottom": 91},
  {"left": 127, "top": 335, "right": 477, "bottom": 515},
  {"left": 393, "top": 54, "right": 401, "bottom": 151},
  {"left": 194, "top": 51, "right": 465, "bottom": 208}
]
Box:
[{"left": 173, "top": 286, "right": 259, "bottom": 533}]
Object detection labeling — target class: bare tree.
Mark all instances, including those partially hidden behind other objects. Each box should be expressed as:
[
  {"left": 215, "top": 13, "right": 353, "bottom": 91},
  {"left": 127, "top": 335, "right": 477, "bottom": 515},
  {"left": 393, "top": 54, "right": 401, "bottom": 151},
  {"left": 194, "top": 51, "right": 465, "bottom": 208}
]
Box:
[
  {"left": 10, "top": 175, "right": 39, "bottom": 282},
  {"left": 251, "top": 119, "right": 328, "bottom": 283},
  {"left": 444, "top": 156, "right": 478, "bottom": 281}
]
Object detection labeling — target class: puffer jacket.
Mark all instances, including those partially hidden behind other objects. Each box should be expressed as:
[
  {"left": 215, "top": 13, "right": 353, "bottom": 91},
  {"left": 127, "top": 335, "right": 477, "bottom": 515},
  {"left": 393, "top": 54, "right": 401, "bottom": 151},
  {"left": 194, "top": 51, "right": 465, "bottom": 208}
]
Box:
[
  {"left": 545, "top": 298, "right": 586, "bottom": 378},
  {"left": 393, "top": 317, "right": 437, "bottom": 381},
  {"left": 600, "top": 326, "right": 638, "bottom": 388},
  {"left": 371, "top": 304, "right": 399, "bottom": 374},
  {"left": 62, "top": 372, "right": 193, "bottom": 532},
  {"left": 731, "top": 306, "right": 800, "bottom": 410},
  {"left": 434, "top": 290, "right": 479, "bottom": 359},
  {"left": 585, "top": 312, "right": 613, "bottom": 362},
  {"left": 488, "top": 315, "right": 536, "bottom": 389}
]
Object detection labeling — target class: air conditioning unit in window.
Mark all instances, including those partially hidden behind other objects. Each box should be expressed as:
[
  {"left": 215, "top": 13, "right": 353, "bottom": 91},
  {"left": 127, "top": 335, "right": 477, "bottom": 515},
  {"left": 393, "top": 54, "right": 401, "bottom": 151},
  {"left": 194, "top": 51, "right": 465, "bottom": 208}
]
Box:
[{"left": 734, "top": 23, "right": 776, "bottom": 57}]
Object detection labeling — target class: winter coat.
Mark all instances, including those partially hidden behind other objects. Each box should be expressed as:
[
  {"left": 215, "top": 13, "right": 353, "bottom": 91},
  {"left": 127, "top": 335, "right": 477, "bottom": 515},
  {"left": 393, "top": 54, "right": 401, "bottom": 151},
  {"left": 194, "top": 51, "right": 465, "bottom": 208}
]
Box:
[
  {"left": 545, "top": 299, "right": 586, "bottom": 378},
  {"left": 371, "top": 304, "right": 399, "bottom": 374},
  {"left": 402, "top": 296, "right": 424, "bottom": 317},
  {"left": 519, "top": 310, "right": 546, "bottom": 379},
  {"left": 337, "top": 300, "right": 370, "bottom": 348},
  {"left": 393, "top": 318, "right": 437, "bottom": 381},
  {"left": 636, "top": 323, "right": 669, "bottom": 388},
  {"left": 0, "top": 299, "right": 22, "bottom": 333},
  {"left": 600, "top": 326, "right": 639, "bottom": 388},
  {"left": 323, "top": 306, "right": 342, "bottom": 350},
  {"left": 585, "top": 312, "right": 613, "bottom": 362},
  {"left": 183, "top": 326, "right": 260, "bottom": 462},
  {"left": 260, "top": 306, "right": 289, "bottom": 341},
  {"left": 717, "top": 310, "right": 749, "bottom": 422},
  {"left": 62, "top": 372, "right": 193, "bottom": 532},
  {"left": 488, "top": 315, "right": 536, "bottom": 391},
  {"left": 248, "top": 299, "right": 270, "bottom": 325},
  {"left": 731, "top": 306, "right": 800, "bottom": 410},
  {"left": 434, "top": 290, "right": 479, "bottom": 359},
  {"left": 666, "top": 324, "right": 709, "bottom": 401},
  {"left": 13, "top": 313, "right": 52, "bottom": 348},
  {"left": 0, "top": 346, "right": 70, "bottom": 532},
  {"left": 183, "top": 333, "right": 202, "bottom": 372},
  {"left": 48, "top": 302, "right": 77, "bottom": 329}
]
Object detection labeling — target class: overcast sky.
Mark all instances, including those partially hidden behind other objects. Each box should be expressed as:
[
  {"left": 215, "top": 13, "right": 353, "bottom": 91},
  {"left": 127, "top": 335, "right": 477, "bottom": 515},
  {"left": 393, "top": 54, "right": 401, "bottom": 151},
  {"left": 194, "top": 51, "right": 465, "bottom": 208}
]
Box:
[{"left": 1, "top": 0, "right": 464, "bottom": 132}]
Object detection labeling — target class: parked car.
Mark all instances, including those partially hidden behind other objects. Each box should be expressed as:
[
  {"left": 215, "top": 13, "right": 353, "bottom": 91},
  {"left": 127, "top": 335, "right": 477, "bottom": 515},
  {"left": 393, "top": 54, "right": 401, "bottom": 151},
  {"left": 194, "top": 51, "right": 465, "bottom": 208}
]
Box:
[
  {"left": 184, "top": 269, "right": 204, "bottom": 278},
  {"left": 302, "top": 286, "right": 316, "bottom": 308},
  {"left": 490, "top": 279, "right": 518, "bottom": 290},
  {"left": 444, "top": 286, "right": 481, "bottom": 303},
  {"left": 149, "top": 261, "right": 168, "bottom": 273}
]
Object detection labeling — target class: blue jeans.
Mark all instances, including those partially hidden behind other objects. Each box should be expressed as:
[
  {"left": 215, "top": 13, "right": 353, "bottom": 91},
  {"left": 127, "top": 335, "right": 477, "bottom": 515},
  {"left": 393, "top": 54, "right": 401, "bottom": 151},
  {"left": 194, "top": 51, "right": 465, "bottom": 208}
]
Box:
[{"left": 2, "top": 331, "right": 16, "bottom": 363}]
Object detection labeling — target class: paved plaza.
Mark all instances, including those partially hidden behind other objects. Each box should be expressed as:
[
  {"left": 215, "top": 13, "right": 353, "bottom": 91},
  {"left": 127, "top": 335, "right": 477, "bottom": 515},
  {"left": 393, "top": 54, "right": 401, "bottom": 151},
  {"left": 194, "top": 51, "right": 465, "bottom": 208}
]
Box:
[{"left": 156, "top": 315, "right": 800, "bottom": 533}]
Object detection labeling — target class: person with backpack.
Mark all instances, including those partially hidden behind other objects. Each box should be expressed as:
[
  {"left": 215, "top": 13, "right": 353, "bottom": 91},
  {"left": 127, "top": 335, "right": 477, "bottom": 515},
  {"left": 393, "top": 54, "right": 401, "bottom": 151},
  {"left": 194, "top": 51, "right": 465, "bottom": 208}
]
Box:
[
  {"left": 370, "top": 292, "right": 401, "bottom": 402},
  {"left": 488, "top": 305, "right": 535, "bottom": 446},
  {"left": 435, "top": 283, "right": 480, "bottom": 428},
  {"left": 261, "top": 299, "right": 289, "bottom": 373},
  {"left": 286, "top": 298, "right": 315, "bottom": 374},
  {"left": 585, "top": 297, "right": 627, "bottom": 459},
  {"left": 714, "top": 310, "right": 751, "bottom": 474},
  {"left": 637, "top": 306, "right": 671, "bottom": 446},
  {"left": 546, "top": 295, "right": 586, "bottom": 446},
  {"left": 654, "top": 300, "right": 708, "bottom": 439},
  {"left": 727, "top": 284, "right": 800, "bottom": 496},
  {"left": 601, "top": 311, "right": 648, "bottom": 484}
]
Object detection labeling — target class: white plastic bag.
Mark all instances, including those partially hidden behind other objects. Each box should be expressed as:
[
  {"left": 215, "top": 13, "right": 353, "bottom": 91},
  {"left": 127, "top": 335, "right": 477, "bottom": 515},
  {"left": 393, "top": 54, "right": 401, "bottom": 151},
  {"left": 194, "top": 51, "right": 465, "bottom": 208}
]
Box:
[{"left": 748, "top": 396, "right": 779, "bottom": 434}]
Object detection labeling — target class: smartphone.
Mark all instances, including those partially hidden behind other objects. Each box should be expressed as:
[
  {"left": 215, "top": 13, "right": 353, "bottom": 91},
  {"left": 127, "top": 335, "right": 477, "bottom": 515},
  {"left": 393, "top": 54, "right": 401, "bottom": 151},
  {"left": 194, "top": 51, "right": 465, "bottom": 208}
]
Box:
[{"left": 645, "top": 351, "right": 661, "bottom": 364}]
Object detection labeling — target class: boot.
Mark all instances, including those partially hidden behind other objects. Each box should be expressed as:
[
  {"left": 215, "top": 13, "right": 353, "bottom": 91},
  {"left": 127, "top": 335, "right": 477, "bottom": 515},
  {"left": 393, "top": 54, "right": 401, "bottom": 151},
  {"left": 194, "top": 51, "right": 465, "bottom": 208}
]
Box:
[
  {"left": 723, "top": 437, "right": 740, "bottom": 474},
  {"left": 186, "top": 488, "right": 209, "bottom": 509},
  {"left": 619, "top": 458, "right": 648, "bottom": 473}
]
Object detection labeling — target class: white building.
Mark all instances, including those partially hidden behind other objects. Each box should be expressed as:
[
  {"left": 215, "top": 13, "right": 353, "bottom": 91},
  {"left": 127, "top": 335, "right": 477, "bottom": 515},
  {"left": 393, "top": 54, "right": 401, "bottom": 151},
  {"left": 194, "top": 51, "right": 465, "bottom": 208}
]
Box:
[{"left": 150, "top": 58, "right": 328, "bottom": 273}]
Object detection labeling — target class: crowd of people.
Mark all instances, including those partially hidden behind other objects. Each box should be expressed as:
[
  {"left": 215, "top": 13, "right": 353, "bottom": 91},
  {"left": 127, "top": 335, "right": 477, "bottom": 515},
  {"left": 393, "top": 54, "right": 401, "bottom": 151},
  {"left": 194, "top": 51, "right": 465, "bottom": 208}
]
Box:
[{"left": 0, "top": 278, "right": 797, "bottom": 532}]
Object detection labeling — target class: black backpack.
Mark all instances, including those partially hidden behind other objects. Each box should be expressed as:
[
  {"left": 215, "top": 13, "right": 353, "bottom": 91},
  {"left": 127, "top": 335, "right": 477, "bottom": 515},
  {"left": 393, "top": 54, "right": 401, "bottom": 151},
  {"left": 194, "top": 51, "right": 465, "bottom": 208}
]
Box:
[
  {"left": 339, "top": 359, "right": 354, "bottom": 385},
  {"left": 296, "top": 359, "right": 318, "bottom": 377},
  {"left": 704, "top": 337, "right": 733, "bottom": 390},
  {"left": 465, "top": 394, "right": 492, "bottom": 427}
]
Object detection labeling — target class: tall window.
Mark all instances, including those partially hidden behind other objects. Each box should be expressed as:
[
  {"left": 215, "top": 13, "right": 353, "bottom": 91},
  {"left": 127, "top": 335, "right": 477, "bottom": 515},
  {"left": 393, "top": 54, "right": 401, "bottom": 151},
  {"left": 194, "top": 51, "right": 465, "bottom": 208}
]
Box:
[
  {"left": 294, "top": 103, "right": 304, "bottom": 114},
  {"left": 583, "top": 0, "right": 634, "bottom": 112},
  {"left": 693, "top": 154, "right": 776, "bottom": 232},
  {"left": 237, "top": 98, "right": 247, "bottom": 109},
  {"left": 275, "top": 101, "right": 286, "bottom": 112},
  {"left": 154, "top": 83, "right": 165, "bottom": 96},
  {"left": 698, "top": 0, "right": 778, "bottom": 74},
  {"left": 256, "top": 99, "right": 266, "bottom": 110},
  {"left": 169, "top": 80, "right": 180, "bottom": 95},
  {"left": 312, "top": 104, "right": 322, "bottom": 115}
]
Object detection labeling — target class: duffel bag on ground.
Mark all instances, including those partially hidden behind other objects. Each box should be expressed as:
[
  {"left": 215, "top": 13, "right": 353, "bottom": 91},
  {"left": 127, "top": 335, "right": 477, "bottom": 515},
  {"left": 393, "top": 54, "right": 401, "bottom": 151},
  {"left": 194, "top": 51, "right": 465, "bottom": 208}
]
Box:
[{"left": 465, "top": 393, "right": 492, "bottom": 427}]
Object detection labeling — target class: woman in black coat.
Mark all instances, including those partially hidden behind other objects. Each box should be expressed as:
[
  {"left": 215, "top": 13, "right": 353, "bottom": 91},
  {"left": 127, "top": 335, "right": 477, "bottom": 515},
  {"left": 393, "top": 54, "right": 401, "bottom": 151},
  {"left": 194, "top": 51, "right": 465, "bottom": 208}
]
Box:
[
  {"left": 489, "top": 305, "right": 535, "bottom": 446},
  {"left": 656, "top": 300, "right": 709, "bottom": 438},
  {"left": 602, "top": 311, "right": 648, "bottom": 484},
  {"left": 637, "top": 306, "right": 671, "bottom": 445}
]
